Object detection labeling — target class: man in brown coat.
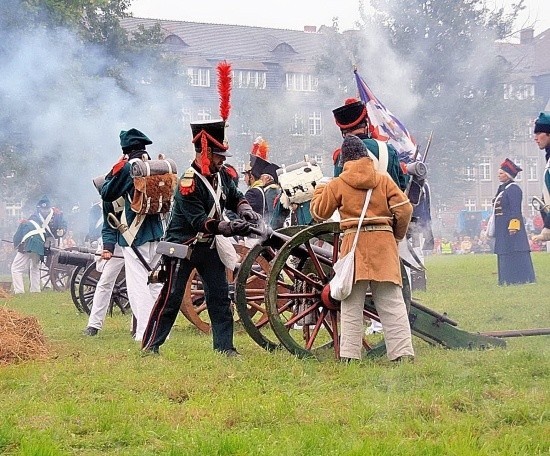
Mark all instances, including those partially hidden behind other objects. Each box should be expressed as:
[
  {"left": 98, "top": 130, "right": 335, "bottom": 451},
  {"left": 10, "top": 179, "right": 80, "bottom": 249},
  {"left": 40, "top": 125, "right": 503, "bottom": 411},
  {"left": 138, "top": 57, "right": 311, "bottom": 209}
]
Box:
[{"left": 311, "top": 135, "right": 414, "bottom": 362}]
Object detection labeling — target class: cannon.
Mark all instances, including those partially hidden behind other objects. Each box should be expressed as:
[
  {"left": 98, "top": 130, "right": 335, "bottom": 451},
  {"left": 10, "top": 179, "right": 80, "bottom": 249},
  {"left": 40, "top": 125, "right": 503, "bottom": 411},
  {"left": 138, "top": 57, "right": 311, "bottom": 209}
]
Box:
[
  {"left": 57, "top": 248, "right": 129, "bottom": 315},
  {"left": 178, "top": 221, "right": 550, "bottom": 361}
]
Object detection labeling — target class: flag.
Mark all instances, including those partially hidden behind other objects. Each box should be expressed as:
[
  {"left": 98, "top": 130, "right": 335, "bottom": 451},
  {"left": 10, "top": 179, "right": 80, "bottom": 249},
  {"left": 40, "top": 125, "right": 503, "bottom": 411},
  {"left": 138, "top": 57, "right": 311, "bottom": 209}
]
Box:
[{"left": 354, "top": 69, "right": 417, "bottom": 161}]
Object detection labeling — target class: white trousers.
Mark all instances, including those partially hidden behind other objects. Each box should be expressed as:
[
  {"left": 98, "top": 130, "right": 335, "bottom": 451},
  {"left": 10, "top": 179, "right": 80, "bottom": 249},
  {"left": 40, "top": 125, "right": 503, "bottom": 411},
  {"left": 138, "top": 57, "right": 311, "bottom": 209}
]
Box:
[
  {"left": 11, "top": 251, "right": 42, "bottom": 294},
  {"left": 122, "top": 243, "right": 162, "bottom": 342},
  {"left": 341, "top": 280, "right": 414, "bottom": 361},
  {"left": 87, "top": 244, "right": 125, "bottom": 330}
]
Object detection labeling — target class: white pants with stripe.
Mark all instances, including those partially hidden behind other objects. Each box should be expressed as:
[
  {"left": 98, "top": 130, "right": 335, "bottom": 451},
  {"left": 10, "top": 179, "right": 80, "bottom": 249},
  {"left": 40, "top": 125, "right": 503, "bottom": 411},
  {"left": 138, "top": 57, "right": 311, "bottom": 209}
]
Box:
[
  {"left": 11, "top": 251, "right": 42, "bottom": 294},
  {"left": 122, "top": 243, "right": 162, "bottom": 342}
]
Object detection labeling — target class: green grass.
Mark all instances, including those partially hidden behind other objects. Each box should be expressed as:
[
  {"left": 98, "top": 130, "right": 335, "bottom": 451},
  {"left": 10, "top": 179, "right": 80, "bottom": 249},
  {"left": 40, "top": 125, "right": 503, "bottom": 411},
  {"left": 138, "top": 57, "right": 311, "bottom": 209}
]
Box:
[{"left": 0, "top": 253, "right": 549, "bottom": 455}]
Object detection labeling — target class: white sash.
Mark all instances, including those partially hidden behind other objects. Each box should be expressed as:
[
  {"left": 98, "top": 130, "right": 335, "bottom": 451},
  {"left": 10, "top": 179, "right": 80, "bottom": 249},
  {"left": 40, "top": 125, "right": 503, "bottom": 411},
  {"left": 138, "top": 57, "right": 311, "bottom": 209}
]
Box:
[
  {"left": 19, "top": 220, "right": 46, "bottom": 246},
  {"left": 367, "top": 140, "right": 389, "bottom": 175}
]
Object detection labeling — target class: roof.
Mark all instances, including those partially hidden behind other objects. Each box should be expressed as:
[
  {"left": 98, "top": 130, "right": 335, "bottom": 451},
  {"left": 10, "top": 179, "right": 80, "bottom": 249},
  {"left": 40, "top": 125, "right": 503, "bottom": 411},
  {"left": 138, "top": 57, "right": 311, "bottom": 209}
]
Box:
[
  {"left": 121, "top": 17, "right": 323, "bottom": 65},
  {"left": 496, "top": 28, "right": 550, "bottom": 79}
]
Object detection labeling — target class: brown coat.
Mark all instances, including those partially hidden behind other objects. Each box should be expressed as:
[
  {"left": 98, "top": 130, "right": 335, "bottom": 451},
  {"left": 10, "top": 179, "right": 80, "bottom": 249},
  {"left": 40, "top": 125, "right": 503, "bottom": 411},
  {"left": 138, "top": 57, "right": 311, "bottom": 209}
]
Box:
[{"left": 310, "top": 157, "right": 412, "bottom": 286}]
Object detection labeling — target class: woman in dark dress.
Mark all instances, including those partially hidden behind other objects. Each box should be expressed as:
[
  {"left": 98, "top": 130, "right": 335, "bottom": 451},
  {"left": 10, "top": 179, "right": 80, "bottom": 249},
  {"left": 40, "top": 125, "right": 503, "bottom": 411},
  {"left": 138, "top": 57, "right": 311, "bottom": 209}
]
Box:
[{"left": 493, "top": 158, "right": 536, "bottom": 285}]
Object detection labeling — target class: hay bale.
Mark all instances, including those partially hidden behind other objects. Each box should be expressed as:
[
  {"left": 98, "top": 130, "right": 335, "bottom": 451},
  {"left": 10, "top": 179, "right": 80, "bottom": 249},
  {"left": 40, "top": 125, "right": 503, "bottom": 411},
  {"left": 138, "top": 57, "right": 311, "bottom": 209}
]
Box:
[{"left": 0, "top": 307, "right": 49, "bottom": 365}]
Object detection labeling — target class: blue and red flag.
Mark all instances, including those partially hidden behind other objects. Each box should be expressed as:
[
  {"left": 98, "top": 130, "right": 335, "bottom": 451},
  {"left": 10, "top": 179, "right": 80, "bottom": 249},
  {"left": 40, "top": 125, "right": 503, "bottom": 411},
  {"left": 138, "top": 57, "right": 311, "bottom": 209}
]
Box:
[{"left": 354, "top": 68, "right": 417, "bottom": 161}]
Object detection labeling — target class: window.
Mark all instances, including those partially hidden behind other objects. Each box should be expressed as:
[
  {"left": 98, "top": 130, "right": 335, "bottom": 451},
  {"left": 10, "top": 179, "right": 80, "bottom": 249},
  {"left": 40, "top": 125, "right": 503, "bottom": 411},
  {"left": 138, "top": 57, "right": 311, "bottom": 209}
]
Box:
[
  {"left": 479, "top": 159, "right": 491, "bottom": 181},
  {"left": 511, "top": 158, "right": 523, "bottom": 181},
  {"left": 464, "top": 165, "right": 475, "bottom": 181},
  {"left": 286, "top": 73, "right": 318, "bottom": 92},
  {"left": 290, "top": 113, "right": 304, "bottom": 136},
  {"left": 234, "top": 70, "right": 266, "bottom": 89},
  {"left": 481, "top": 198, "right": 492, "bottom": 212},
  {"left": 187, "top": 68, "right": 210, "bottom": 87},
  {"left": 503, "top": 83, "right": 535, "bottom": 100},
  {"left": 308, "top": 112, "right": 322, "bottom": 136},
  {"left": 181, "top": 107, "right": 192, "bottom": 124},
  {"left": 464, "top": 198, "right": 476, "bottom": 212},
  {"left": 527, "top": 159, "right": 538, "bottom": 181},
  {"left": 196, "top": 108, "right": 211, "bottom": 122},
  {"left": 5, "top": 201, "right": 22, "bottom": 218}
]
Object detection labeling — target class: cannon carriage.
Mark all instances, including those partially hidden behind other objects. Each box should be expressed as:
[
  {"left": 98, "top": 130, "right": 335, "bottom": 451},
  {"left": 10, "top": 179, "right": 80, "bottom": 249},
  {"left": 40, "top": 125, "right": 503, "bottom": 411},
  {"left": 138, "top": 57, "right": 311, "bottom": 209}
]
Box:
[{"left": 181, "top": 222, "right": 520, "bottom": 360}]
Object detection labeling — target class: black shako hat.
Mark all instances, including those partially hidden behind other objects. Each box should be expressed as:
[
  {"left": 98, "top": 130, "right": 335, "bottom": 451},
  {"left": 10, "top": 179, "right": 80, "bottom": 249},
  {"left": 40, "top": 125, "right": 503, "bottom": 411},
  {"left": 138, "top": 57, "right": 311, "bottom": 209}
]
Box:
[
  {"left": 250, "top": 155, "right": 280, "bottom": 183},
  {"left": 190, "top": 120, "right": 232, "bottom": 157},
  {"left": 332, "top": 99, "right": 368, "bottom": 131}
]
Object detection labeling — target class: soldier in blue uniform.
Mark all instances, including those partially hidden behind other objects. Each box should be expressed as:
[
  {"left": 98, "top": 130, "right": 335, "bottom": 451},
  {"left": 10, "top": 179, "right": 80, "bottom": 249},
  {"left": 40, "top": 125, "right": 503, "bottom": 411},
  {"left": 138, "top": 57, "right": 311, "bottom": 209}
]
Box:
[
  {"left": 492, "top": 159, "right": 535, "bottom": 285},
  {"left": 101, "top": 128, "right": 164, "bottom": 342},
  {"left": 142, "top": 119, "right": 259, "bottom": 356},
  {"left": 11, "top": 195, "right": 66, "bottom": 293}
]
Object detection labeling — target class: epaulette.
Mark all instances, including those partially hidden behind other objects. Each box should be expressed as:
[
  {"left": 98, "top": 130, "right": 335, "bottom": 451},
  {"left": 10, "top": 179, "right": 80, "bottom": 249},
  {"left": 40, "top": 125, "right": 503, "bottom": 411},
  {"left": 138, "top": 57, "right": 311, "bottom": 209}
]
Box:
[
  {"left": 179, "top": 168, "right": 196, "bottom": 196},
  {"left": 111, "top": 157, "right": 128, "bottom": 176}
]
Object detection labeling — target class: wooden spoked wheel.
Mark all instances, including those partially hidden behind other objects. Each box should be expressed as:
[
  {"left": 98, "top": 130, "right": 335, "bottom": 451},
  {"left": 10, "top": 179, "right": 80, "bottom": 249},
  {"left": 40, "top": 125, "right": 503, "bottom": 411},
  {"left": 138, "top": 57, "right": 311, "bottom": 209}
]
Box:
[
  {"left": 78, "top": 262, "right": 129, "bottom": 316},
  {"left": 48, "top": 250, "right": 74, "bottom": 291},
  {"left": 265, "top": 222, "right": 359, "bottom": 360},
  {"left": 234, "top": 226, "right": 305, "bottom": 351},
  {"left": 69, "top": 265, "right": 87, "bottom": 313},
  {"left": 178, "top": 243, "right": 248, "bottom": 334},
  {"left": 180, "top": 268, "right": 210, "bottom": 334}
]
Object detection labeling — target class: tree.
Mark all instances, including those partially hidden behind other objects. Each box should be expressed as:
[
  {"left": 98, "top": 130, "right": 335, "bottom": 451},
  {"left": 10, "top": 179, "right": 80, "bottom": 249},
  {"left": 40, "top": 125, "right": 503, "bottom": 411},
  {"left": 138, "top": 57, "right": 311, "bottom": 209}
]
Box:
[
  {"left": 366, "top": 1, "right": 533, "bottom": 189},
  {"left": 0, "top": 0, "right": 183, "bottom": 214}
]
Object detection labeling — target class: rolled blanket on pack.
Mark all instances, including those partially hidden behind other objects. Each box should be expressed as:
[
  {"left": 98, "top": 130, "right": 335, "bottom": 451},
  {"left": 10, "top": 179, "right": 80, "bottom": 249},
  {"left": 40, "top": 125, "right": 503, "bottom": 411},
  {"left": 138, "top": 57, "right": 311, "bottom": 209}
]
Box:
[
  {"left": 130, "top": 158, "right": 178, "bottom": 177},
  {"left": 92, "top": 174, "right": 107, "bottom": 193}
]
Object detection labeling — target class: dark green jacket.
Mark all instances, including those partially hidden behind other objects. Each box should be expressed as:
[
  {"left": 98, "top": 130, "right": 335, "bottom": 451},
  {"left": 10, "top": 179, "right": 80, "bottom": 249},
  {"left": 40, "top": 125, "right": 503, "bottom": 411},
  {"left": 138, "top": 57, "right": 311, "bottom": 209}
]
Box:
[
  {"left": 101, "top": 159, "right": 164, "bottom": 249},
  {"left": 165, "top": 162, "right": 246, "bottom": 244}
]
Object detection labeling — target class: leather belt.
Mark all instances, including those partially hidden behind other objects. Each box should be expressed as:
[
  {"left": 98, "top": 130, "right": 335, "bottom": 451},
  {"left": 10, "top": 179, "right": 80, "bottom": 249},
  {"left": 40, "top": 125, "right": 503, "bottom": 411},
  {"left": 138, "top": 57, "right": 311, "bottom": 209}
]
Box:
[{"left": 343, "top": 225, "right": 393, "bottom": 235}]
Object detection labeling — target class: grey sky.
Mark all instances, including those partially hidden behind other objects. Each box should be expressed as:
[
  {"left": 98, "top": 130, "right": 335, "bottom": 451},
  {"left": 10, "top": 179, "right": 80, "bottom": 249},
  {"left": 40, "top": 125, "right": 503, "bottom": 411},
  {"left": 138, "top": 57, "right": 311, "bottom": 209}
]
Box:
[{"left": 129, "top": 0, "right": 550, "bottom": 37}]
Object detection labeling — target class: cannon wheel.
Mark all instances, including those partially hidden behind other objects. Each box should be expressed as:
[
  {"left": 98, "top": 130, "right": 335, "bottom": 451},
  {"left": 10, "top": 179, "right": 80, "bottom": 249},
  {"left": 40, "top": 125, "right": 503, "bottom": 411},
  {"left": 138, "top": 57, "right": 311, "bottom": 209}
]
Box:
[
  {"left": 69, "top": 265, "right": 87, "bottom": 313},
  {"left": 178, "top": 244, "right": 249, "bottom": 334},
  {"left": 234, "top": 226, "right": 306, "bottom": 351},
  {"left": 78, "top": 262, "right": 129, "bottom": 316},
  {"left": 265, "top": 222, "right": 344, "bottom": 360},
  {"left": 265, "top": 222, "right": 417, "bottom": 360},
  {"left": 48, "top": 250, "right": 74, "bottom": 291}
]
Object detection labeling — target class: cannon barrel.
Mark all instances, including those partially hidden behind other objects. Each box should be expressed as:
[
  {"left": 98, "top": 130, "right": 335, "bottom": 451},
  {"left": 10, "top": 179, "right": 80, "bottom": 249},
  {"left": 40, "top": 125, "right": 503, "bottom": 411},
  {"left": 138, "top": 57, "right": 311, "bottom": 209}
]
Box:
[
  {"left": 249, "top": 225, "right": 334, "bottom": 265},
  {"left": 57, "top": 250, "right": 96, "bottom": 268}
]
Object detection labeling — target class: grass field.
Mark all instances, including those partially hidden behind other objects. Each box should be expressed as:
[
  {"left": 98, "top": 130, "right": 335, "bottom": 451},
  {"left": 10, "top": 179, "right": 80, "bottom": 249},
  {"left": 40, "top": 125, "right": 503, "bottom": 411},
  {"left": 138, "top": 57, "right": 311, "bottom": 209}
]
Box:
[{"left": 0, "top": 253, "right": 549, "bottom": 455}]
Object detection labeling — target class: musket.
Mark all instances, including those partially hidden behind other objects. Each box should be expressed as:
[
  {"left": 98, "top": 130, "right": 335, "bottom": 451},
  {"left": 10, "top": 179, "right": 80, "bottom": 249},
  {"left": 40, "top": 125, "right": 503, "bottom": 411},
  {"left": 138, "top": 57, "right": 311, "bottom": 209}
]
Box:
[{"left": 422, "top": 130, "right": 433, "bottom": 163}]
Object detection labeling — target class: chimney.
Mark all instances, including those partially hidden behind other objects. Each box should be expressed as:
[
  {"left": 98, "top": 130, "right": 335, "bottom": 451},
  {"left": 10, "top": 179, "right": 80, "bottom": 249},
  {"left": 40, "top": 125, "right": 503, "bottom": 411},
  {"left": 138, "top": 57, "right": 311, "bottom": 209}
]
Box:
[
  {"left": 303, "top": 25, "right": 317, "bottom": 33},
  {"left": 520, "top": 28, "right": 534, "bottom": 44}
]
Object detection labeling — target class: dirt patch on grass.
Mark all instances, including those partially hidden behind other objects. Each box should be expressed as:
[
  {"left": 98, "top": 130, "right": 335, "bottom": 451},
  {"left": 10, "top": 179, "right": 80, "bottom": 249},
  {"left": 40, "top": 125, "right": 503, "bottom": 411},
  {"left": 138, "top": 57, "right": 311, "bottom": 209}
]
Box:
[{"left": 0, "top": 306, "right": 49, "bottom": 365}]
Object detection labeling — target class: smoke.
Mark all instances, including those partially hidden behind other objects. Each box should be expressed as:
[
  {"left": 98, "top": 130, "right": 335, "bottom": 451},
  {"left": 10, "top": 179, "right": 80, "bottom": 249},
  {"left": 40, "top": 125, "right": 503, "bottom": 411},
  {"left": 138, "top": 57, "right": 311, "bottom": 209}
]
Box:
[{"left": 0, "top": 1, "right": 190, "bottom": 231}]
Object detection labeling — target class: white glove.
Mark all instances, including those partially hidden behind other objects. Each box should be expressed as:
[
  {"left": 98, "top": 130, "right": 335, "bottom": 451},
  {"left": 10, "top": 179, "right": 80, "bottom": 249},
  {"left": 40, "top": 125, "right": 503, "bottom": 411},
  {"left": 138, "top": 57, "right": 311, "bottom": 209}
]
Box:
[{"left": 533, "top": 227, "right": 550, "bottom": 242}]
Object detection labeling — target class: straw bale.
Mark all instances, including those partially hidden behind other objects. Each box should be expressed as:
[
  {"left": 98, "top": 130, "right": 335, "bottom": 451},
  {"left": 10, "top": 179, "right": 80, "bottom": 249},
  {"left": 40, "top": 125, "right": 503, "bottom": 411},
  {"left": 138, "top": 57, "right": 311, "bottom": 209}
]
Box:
[{"left": 0, "top": 307, "right": 49, "bottom": 365}]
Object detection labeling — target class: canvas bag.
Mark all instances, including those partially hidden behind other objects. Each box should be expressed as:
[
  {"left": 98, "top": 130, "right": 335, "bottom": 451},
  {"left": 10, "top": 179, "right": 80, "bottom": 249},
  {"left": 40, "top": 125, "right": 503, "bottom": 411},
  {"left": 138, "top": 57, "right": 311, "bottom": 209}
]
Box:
[
  {"left": 193, "top": 170, "right": 239, "bottom": 271},
  {"left": 329, "top": 188, "right": 373, "bottom": 301}
]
